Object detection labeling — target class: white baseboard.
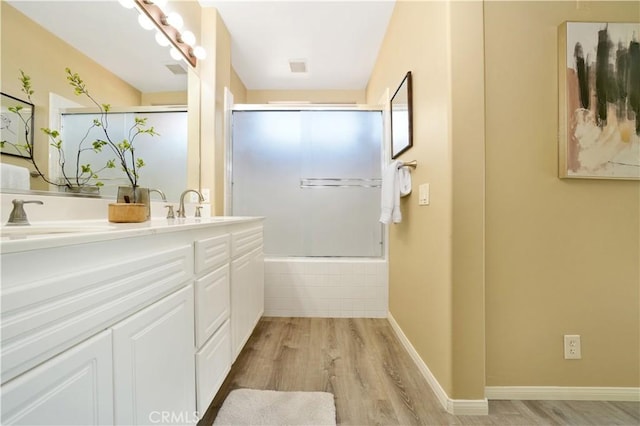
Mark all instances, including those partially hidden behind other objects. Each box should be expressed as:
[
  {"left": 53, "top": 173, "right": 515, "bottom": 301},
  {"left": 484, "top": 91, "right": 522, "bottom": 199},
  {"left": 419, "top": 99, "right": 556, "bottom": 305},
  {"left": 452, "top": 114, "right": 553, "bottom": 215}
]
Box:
[
  {"left": 387, "top": 313, "right": 488, "bottom": 415},
  {"left": 485, "top": 386, "right": 640, "bottom": 402}
]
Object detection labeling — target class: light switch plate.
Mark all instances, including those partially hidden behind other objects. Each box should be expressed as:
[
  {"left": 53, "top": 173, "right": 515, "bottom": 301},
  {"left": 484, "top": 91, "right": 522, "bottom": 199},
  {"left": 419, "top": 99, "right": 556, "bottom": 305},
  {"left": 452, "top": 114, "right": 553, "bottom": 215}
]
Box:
[{"left": 419, "top": 183, "right": 430, "bottom": 206}]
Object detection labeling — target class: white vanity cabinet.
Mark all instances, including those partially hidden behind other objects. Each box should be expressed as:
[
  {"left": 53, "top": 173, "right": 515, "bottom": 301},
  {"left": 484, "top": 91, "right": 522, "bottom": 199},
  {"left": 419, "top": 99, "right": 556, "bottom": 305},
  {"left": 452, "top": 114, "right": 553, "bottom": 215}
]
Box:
[{"left": 0, "top": 217, "right": 264, "bottom": 426}]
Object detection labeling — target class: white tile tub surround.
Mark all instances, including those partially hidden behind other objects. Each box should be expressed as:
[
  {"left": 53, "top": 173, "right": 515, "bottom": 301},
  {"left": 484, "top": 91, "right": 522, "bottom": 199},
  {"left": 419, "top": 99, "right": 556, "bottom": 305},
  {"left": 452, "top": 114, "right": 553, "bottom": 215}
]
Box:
[{"left": 264, "top": 258, "right": 388, "bottom": 318}]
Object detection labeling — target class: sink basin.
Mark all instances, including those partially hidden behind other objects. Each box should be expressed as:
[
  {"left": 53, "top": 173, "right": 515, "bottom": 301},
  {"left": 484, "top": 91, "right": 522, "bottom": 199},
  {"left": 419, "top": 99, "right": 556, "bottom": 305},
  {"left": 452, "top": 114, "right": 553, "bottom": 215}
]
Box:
[{"left": 1, "top": 224, "right": 116, "bottom": 237}]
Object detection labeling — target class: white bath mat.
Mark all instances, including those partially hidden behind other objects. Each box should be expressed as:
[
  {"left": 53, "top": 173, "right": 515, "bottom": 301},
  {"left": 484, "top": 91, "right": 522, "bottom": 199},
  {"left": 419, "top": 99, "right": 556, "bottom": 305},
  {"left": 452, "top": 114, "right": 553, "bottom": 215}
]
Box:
[{"left": 213, "top": 389, "right": 336, "bottom": 426}]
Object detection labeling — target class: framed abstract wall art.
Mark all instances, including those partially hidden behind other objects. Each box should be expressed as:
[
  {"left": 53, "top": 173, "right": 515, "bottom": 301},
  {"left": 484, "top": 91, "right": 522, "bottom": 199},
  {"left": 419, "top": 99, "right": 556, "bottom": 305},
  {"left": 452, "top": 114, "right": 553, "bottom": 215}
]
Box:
[{"left": 558, "top": 22, "right": 640, "bottom": 180}]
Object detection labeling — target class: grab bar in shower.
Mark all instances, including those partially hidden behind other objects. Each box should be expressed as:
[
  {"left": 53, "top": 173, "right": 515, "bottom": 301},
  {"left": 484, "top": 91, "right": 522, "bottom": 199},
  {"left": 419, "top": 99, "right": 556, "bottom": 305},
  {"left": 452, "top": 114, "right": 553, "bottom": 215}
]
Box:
[{"left": 300, "top": 178, "right": 382, "bottom": 188}]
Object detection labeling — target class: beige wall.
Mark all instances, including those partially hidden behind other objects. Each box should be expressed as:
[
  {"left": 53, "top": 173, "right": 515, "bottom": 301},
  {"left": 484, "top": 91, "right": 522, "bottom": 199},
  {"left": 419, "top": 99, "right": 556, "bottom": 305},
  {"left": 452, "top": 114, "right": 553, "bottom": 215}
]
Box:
[
  {"left": 367, "top": 0, "right": 458, "bottom": 397},
  {"left": 230, "top": 68, "right": 247, "bottom": 104},
  {"left": 199, "top": 7, "right": 234, "bottom": 215},
  {"left": 369, "top": 0, "right": 639, "bottom": 399},
  {"left": 199, "top": 7, "right": 217, "bottom": 206},
  {"left": 246, "top": 89, "right": 365, "bottom": 104},
  {"left": 485, "top": 1, "right": 639, "bottom": 387},
  {"left": 141, "top": 91, "right": 188, "bottom": 106},
  {"left": 1, "top": 3, "right": 141, "bottom": 190},
  {"left": 449, "top": 0, "right": 486, "bottom": 399},
  {"left": 214, "top": 11, "right": 232, "bottom": 215}
]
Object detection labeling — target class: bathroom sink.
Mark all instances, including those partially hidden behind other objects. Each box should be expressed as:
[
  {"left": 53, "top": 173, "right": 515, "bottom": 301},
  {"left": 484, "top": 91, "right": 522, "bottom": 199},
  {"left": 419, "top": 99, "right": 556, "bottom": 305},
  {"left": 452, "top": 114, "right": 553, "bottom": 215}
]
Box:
[{"left": 1, "top": 223, "right": 116, "bottom": 237}]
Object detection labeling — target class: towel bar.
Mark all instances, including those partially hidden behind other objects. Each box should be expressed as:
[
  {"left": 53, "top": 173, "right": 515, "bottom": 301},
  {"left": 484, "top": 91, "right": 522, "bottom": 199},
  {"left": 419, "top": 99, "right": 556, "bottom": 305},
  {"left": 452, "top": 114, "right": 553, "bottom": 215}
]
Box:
[{"left": 300, "top": 178, "right": 382, "bottom": 188}]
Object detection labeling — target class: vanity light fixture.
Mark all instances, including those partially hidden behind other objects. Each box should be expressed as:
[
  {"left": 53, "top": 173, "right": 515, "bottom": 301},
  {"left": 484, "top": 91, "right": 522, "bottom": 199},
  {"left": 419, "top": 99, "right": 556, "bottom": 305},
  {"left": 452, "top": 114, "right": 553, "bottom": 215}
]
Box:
[
  {"left": 193, "top": 46, "right": 207, "bottom": 60},
  {"left": 146, "top": 0, "right": 168, "bottom": 9},
  {"left": 118, "top": 0, "right": 136, "bottom": 9},
  {"left": 164, "top": 12, "right": 184, "bottom": 31},
  {"left": 169, "top": 47, "right": 183, "bottom": 61},
  {"left": 137, "top": 13, "right": 155, "bottom": 30},
  {"left": 179, "top": 30, "right": 196, "bottom": 47},
  {"left": 155, "top": 30, "right": 171, "bottom": 47},
  {"left": 132, "top": 0, "right": 205, "bottom": 67}
]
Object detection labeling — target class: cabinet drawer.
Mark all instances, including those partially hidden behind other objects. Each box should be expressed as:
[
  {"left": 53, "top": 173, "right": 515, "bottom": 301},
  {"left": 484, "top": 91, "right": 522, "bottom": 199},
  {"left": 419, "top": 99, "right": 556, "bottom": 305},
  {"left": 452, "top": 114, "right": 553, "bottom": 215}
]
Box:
[
  {"left": 194, "top": 265, "right": 230, "bottom": 348},
  {"left": 231, "top": 227, "right": 263, "bottom": 258},
  {"left": 1, "top": 245, "right": 192, "bottom": 384},
  {"left": 195, "top": 320, "right": 231, "bottom": 413},
  {"left": 195, "top": 234, "right": 230, "bottom": 275}
]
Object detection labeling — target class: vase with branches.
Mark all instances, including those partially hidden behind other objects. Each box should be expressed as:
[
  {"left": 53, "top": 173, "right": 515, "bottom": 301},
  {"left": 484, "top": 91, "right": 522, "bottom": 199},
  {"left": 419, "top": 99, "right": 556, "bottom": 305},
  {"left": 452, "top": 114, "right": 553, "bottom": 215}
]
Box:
[{"left": 63, "top": 68, "right": 158, "bottom": 202}]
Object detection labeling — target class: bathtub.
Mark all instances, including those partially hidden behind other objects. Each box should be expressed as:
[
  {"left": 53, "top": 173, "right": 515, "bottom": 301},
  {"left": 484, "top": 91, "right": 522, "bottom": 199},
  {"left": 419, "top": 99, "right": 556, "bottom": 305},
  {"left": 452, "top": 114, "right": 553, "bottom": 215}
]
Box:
[{"left": 263, "top": 257, "right": 388, "bottom": 318}]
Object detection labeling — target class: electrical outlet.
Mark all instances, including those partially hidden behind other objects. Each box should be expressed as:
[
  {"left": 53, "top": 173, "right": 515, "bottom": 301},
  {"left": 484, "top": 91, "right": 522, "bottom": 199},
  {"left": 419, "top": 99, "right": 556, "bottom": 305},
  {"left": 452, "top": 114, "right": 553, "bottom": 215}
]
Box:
[{"left": 564, "top": 334, "right": 581, "bottom": 359}]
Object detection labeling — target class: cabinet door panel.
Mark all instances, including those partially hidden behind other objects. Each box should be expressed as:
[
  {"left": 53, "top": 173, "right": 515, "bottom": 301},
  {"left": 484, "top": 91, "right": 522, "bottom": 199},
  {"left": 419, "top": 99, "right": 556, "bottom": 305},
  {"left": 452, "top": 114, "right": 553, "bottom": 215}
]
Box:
[
  {"left": 1, "top": 330, "right": 113, "bottom": 426},
  {"left": 195, "top": 265, "right": 230, "bottom": 348},
  {"left": 195, "top": 320, "right": 231, "bottom": 412},
  {"left": 113, "top": 285, "right": 195, "bottom": 425},
  {"left": 230, "top": 247, "right": 264, "bottom": 359}
]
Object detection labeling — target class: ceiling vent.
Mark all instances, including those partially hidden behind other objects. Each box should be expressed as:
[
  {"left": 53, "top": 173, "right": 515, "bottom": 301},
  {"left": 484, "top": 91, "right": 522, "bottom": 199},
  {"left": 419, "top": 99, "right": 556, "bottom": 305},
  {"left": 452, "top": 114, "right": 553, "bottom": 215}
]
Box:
[
  {"left": 165, "top": 62, "right": 187, "bottom": 75},
  {"left": 289, "top": 59, "right": 308, "bottom": 73}
]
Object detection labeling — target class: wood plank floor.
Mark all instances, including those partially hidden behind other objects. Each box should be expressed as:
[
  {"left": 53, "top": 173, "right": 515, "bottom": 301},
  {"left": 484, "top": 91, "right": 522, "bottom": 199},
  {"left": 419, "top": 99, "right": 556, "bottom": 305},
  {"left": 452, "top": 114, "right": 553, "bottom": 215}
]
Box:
[{"left": 199, "top": 317, "right": 640, "bottom": 426}]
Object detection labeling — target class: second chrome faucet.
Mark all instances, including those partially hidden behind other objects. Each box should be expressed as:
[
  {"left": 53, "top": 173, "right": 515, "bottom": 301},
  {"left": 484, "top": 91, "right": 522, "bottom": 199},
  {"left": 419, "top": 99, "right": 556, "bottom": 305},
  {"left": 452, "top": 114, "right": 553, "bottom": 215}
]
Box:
[{"left": 177, "top": 189, "right": 204, "bottom": 218}]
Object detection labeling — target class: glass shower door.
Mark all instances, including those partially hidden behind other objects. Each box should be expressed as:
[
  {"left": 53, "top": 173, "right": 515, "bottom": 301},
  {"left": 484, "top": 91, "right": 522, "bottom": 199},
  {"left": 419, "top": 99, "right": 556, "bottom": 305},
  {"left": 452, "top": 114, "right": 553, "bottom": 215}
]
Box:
[{"left": 232, "top": 109, "right": 382, "bottom": 257}]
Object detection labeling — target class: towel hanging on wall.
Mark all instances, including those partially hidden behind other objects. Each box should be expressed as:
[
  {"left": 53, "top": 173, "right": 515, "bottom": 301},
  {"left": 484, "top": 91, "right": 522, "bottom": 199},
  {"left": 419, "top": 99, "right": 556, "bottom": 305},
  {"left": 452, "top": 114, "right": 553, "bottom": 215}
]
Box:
[{"left": 379, "top": 160, "right": 413, "bottom": 224}]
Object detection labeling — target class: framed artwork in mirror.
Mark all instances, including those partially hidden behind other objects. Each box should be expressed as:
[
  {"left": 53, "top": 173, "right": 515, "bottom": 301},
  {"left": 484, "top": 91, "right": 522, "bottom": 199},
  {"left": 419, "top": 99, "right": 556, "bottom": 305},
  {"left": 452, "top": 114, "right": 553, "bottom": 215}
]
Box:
[
  {"left": 390, "top": 71, "right": 413, "bottom": 159},
  {"left": 1, "top": 92, "right": 34, "bottom": 159}
]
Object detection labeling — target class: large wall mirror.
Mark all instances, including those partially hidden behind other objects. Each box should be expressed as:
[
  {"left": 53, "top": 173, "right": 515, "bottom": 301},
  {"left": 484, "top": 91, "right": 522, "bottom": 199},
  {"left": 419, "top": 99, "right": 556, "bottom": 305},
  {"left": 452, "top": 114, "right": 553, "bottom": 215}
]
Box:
[
  {"left": 0, "top": 1, "right": 200, "bottom": 203},
  {"left": 390, "top": 71, "right": 413, "bottom": 159}
]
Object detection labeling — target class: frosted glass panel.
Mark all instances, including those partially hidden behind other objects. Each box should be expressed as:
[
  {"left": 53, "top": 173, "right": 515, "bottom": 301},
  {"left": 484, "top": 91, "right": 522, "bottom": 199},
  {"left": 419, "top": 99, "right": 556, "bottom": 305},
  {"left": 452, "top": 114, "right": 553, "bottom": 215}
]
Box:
[
  {"left": 232, "top": 110, "right": 382, "bottom": 257},
  {"left": 60, "top": 111, "right": 187, "bottom": 202}
]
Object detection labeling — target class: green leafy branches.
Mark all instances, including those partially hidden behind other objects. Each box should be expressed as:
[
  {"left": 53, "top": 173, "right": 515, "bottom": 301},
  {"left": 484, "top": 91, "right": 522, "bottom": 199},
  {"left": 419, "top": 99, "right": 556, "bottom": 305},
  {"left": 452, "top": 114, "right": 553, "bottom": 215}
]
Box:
[
  {"left": 64, "top": 68, "right": 158, "bottom": 191},
  {"left": 41, "top": 126, "right": 114, "bottom": 188},
  {"left": 4, "top": 68, "right": 159, "bottom": 194}
]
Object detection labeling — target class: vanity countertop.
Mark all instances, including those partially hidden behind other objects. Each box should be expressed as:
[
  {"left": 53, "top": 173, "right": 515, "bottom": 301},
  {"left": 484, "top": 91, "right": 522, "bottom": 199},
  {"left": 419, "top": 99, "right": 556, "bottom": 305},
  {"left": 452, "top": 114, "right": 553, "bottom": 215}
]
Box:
[{"left": 0, "top": 216, "right": 263, "bottom": 254}]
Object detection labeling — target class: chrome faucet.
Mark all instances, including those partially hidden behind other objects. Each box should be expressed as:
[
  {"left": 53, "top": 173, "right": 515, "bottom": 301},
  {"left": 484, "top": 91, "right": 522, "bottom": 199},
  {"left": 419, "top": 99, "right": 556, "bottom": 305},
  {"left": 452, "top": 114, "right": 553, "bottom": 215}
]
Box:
[
  {"left": 6, "top": 199, "right": 44, "bottom": 225},
  {"left": 177, "top": 189, "right": 204, "bottom": 218},
  {"left": 149, "top": 188, "right": 167, "bottom": 202}
]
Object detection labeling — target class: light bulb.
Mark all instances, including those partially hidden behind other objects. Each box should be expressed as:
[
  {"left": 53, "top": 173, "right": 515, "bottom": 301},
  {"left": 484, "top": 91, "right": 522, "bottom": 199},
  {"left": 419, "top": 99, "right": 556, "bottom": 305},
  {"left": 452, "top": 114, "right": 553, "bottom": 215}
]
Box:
[
  {"left": 165, "top": 12, "right": 184, "bottom": 30},
  {"left": 152, "top": 0, "right": 168, "bottom": 9},
  {"left": 181, "top": 30, "right": 196, "bottom": 46},
  {"left": 193, "top": 46, "right": 207, "bottom": 60},
  {"left": 155, "top": 31, "right": 170, "bottom": 47},
  {"left": 169, "top": 47, "right": 183, "bottom": 61},
  {"left": 118, "top": 0, "right": 135, "bottom": 8},
  {"left": 138, "top": 13, "right": 155, "bottom": 31}
]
